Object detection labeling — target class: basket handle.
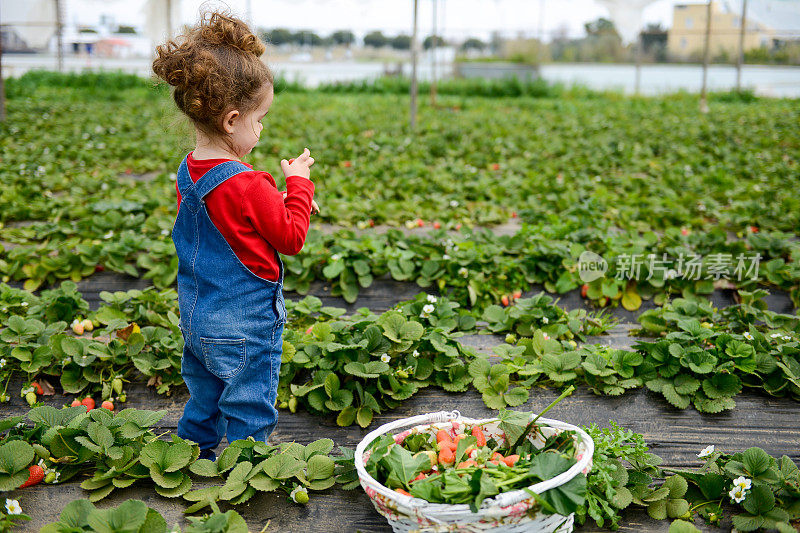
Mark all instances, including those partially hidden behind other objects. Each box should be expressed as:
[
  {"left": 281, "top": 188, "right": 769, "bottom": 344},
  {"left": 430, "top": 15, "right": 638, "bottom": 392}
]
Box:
[{"left": 354, "top": 410, "right": 460, "bottom": 508}]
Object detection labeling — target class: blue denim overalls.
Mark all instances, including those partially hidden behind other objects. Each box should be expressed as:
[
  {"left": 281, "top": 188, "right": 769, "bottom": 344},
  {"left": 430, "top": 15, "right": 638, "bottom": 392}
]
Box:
[{"left": 172, "top": 155, "right": 286, "bottom": 457}]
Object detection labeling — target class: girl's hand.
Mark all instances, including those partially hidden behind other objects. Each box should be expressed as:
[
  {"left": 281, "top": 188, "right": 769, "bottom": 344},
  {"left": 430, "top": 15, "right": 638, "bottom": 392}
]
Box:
[
  {"left": 282, "top": 192, "right": 320, "bottom": 215},
  {"left": 280, "top": 148, "right": 314, "bottom": 180}
]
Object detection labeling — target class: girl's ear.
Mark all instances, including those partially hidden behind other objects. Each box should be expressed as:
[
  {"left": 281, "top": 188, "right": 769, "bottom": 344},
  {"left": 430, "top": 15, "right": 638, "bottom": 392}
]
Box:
[{"left": 222, "top": 109, "right": 240, "bottom": 134}]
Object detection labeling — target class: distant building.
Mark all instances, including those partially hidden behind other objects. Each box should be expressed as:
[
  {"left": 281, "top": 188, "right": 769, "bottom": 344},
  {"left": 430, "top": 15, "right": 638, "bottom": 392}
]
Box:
[{"left": 667, "top": 1, "right": 780, "bottom": 59}]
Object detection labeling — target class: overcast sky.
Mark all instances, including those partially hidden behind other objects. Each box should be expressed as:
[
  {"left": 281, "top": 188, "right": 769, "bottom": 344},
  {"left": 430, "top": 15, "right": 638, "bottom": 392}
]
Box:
[{"left": 68, "top": 0, "right": 690, "bottom": 40}]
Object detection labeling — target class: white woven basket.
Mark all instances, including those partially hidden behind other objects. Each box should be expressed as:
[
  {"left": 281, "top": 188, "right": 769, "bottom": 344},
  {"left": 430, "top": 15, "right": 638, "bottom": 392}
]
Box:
[{"left": 354, "top": 410, "right": 594, "bottom": 533}]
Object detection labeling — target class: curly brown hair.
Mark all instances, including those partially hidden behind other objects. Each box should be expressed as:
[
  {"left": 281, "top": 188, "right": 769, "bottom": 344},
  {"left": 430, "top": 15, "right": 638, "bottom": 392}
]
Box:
[{"left": 152, "top": 11, "right": 273, "bottom": 136}]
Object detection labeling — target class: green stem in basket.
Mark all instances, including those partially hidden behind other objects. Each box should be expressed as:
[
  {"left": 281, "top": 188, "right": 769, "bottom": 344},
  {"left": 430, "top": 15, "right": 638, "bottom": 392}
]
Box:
[
  {"left": 509, "top": 385, "right": 575, "bottom": 454},
  {"left": 532, "top": 385, "right": 575, "bottom": 424}
]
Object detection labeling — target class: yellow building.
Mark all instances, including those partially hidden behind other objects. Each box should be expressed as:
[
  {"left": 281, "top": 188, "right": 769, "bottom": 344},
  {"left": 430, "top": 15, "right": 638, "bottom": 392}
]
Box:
[{"left": 668, "top": 1, "right": 774, "bottom": 59}]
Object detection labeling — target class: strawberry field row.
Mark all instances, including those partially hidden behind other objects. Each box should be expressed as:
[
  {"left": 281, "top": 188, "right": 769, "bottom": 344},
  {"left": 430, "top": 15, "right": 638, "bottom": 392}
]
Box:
[{"left": 1, "top": 281, "right": 797, "bottom": 427}]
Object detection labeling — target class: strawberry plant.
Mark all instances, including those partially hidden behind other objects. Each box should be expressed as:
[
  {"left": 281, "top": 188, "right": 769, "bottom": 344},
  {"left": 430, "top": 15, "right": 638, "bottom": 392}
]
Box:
[
  {"left": 39, "top": 498, "right": 250, "bottom": 533},
  {"left": 481, "top": 292, "right": 618, "bottom": 341},
  {"left": 184, "top": 437, "right": 341, "bottom": 512}
]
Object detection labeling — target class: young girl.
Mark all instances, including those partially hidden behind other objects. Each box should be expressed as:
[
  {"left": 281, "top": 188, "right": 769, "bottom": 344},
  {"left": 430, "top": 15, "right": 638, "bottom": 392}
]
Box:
[{"left": 152, "top": 12, "right": 318, "bottom": 460}]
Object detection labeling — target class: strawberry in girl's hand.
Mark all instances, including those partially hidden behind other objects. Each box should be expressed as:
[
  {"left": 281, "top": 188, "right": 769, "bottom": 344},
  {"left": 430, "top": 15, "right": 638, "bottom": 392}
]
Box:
[{"left": 20, "top": 465, "right": 45, "bottom": 488}]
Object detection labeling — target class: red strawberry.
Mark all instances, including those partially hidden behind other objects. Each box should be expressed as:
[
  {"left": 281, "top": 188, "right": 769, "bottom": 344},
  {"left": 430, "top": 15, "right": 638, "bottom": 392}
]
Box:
[
  {"left": 288, "top": 158, "right": 295, "bottom": 164},
  {"left": 455, "top": 223, "right": 462, "bottom": 230},
  {"left": 511, "top": 211, "right": 517, "bottom": 218},
  {"left": 81, "top": 397, "right": 95, "bottom": 411},
  {"left": 70, "top": 399, "right": 82, "bottom": 407},
  {"left": 20, "top": 465, "right": 45, "bottom": 488},
  {"left": 32, "top": 382, "right": 44, "bottom": 395},
  {"left": 124, "top": 168, "right": 133, "bottom": 175},
  {"left": 433, "top": 222, "right": 441, "bottom": 229},
  {"left": 513, "top": 290, "right": 522, "bottom": 299},
  {"left": 305, "top": 326, "right": 313, "bottom": 335},
  {"left": 581, "top": 284, "right": 589, "bottom": 298},
  {"left": 491, "top": 163, "right": 500, "bottom": 171},
  {"left": 101, "top": 400, "right": 114, "bottom": 411},
  {"left": 368, "top": 219, "right": 375, "bottom": 227},
  {"left": 342, "top": 161, "right": 352, "bottom": 168},
  {"left": 749, "top": 226, "right": 759, "bottom": 233},
  {"left": 416, "top": 218, "right": 424, "bottom": 227},
  {"left": 94, "top": 264, "right": 105, "bottom": 272},
  {"left": 680, "top": 228, "right": 689, "bottom": 236},
  {"left": 501, "top": 295, "right": 510, "bottom": 307}
]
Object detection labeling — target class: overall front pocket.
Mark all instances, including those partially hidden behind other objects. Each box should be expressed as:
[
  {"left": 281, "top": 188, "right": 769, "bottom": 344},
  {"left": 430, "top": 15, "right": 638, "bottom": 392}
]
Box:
[{"left": 200, "top": 337, "right": 247, "bottom": 379}]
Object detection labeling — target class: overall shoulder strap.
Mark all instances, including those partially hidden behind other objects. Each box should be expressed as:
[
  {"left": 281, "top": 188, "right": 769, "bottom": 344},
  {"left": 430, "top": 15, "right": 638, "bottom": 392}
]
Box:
[
  {"left": 176, "top": 155, "right": 193, "bottom": 197},
  {"left": 195, "top": 160, "right": 253, "bottom": 200}
]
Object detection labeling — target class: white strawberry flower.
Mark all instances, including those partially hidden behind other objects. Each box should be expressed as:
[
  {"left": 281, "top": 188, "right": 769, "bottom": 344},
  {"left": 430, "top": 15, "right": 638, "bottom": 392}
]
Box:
[
  {"left": 542, "top": 317, "right": 549, "bottom": 324},
  {"left": 743, "top": 332, "right": 754, "bottom": 340},
  {"left": 331, "top": 254, "right": 341, "bottom": 261},
  {"left": 103, "top": 231, "right": 114, "bottom": 239},
  {"left": 423, "top": 304, "right": 435, "bottom": 315},
  {"left": 783, "top": 335, "right": 792, "bottom": 341},
  {"left": 426, "top": 294, "right": 437, "bottom": 304},
  {"left": 697, "top": 445, "right": 715, "bottom": 458},
  {"left": 729, "top": 486, "right": 747, "bottom": 504},
  {"left": 0, "top": 358, "right": 5, "bottom": 368},
  {"left": 442, "top": 254, "right": 451, "bottom": 260},
  {"left": 450, "top": 200, "right": 459, "bottom": 207},
  {"left": 458, "top": 267, "right": 468, "bottom": 278},
  {"left": 380, "top": 353, "right": 391, "bottom": 363},
  {"left": 5, "top": 498, "right": 22, "bottom": 515},
  {"left": 732, "top": 476, "right": 752, "bottom": 491},
  {"left": 412, "top": 349, "right": 420, "bottom": 357},
  {"left": 770, "top": 333, "right": 782, "bottom": 338},
  {"left": 161, "top": 229, "right": 169, "bottom": 236},
  {"left": 20, "top": 302, "right": 28, "bottom": 307}
]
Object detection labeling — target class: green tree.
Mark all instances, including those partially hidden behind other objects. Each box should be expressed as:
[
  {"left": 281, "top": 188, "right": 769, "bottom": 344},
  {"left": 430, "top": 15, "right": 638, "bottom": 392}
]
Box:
[
  {"left": 331, "top": 30, "right": 356, "bottom": 46},
  {"left": 391, "top": 35, "right": 412, "bottom": 50},
  {"left": 423, "top": 35, "right": 447, "bottom": 50},
  {"left": 460, "top": 38, "right": 486, "bottom": 51},
  {"left": 263, "top": 28, "right": 293, "bottom": 46},
  {"left": 364, "top": 31, "right": 388, "bottom": 48}
]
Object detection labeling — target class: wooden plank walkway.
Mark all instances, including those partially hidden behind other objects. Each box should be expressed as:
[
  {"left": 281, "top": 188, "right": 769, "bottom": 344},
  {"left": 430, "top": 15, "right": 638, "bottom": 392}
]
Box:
[{"left": 2, "top": 274, "right": 798, "bottom": 532}]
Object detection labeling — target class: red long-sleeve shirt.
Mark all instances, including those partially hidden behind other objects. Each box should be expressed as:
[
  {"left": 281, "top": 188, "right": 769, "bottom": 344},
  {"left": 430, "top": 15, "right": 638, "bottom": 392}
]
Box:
[{"left": 176, "top": 151, "right": 315, "bottom": 282}]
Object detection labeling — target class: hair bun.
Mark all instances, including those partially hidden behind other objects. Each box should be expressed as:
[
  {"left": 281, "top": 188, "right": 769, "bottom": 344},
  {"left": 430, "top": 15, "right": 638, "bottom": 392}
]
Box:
[
  {"left": 152, "top": 10, "right": 272, "bottom": 134},
  {"left": 199, "top": 12, "right": 266, "bottom": 57}
]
